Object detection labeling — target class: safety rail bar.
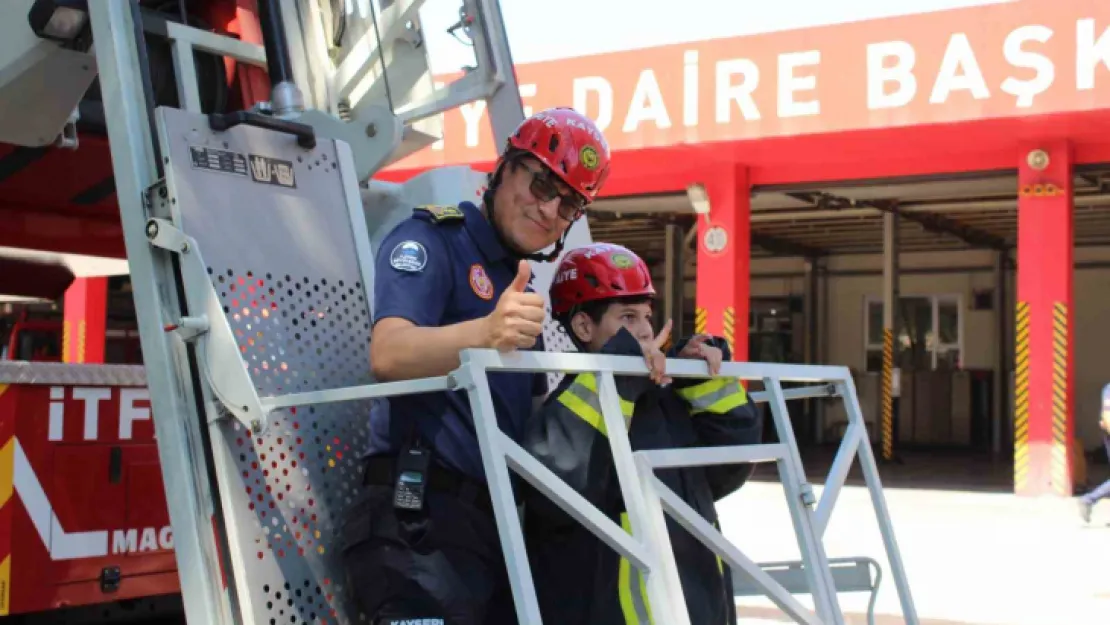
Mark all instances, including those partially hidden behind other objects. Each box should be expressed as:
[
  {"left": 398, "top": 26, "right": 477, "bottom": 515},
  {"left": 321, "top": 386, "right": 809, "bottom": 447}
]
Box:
[{"left": 240, "top": 349, "right": 920, "bottom": 625}]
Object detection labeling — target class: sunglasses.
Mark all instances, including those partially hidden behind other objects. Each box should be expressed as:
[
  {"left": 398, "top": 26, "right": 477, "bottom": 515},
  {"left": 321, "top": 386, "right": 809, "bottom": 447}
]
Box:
[{"left": 518, "top": 162, "right": 587, "bottom": 222}]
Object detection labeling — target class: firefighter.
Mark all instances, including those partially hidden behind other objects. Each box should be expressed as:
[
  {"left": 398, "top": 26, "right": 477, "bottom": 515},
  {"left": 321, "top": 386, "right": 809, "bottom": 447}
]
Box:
[
  {"left": 342, "top": 108, "right": 611, "bottom": 625},
  {"left": 521, "top": 243, "right": 763, "bottom": 625}
]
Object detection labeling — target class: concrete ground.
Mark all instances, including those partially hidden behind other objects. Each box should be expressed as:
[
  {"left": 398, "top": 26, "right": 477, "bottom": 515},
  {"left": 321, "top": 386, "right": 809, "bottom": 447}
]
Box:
[{"left": 711, "top": 449, "right": 1110, "bottom": 625}]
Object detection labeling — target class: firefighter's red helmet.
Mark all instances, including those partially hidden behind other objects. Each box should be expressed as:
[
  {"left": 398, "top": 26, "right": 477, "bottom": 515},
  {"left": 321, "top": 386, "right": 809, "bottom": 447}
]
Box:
[
  {"left": 549, "top": 243, "right": 655, "bottom": 316},
  {"left": 506, "top": 107, "right": 611, "bottom": 201}
]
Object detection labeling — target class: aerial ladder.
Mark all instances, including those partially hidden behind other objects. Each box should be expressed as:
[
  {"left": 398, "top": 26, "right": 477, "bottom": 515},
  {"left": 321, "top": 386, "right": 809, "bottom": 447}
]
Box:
[{"left": 6, "top": 1, "right": 919, "bottom": 623}]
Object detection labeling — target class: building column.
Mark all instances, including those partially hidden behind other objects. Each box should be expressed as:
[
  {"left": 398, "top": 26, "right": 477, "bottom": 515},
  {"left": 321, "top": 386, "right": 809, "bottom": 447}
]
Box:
[
  {"left": 694, "top": 164, "right": 751, "bottom": 361},
  {"left": 1015, "top": 142, "right": 1074, "bottom": 497},
  {"left": 63, "top": 277, "right": 108, "bottom": 364},
  {"left": 881, "top": 211, "right": 901, "bottom": 462}
]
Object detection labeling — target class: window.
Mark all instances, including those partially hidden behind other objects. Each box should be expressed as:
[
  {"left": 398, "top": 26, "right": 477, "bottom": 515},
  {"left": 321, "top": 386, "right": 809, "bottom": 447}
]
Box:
[
  {"left": 864, "top": 295, "right": 962, "bottom": 372},
  {"left": 749, "top": 297, "right": 802, "bottom": 363}
]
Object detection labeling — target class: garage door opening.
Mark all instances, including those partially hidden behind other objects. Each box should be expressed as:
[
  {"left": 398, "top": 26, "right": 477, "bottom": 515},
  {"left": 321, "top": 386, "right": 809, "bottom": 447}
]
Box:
[{"left": 585, "top": 166, "right": 1110, "bottom": 493}]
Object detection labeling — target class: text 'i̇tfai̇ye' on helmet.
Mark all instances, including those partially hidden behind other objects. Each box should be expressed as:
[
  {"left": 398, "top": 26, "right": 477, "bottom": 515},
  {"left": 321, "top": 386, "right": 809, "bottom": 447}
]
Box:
[
  {"left": 507, "top": 107, "right": 612, "bottom": 204},
  {"left": 549, "top": 243, "right": 655, "bottom": 316}
]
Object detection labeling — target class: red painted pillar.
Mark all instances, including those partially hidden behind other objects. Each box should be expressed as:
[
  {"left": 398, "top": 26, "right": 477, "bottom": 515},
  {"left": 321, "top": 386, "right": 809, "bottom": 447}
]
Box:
[
  {"left": 1015, "top": 142, "right": 1074, "bottom": 497},
  {"left": 695, "top": 164, "right": 751, "bottom": 361},
  {"left": 63, "top": 277, "right": 108, "bottom": 364}
]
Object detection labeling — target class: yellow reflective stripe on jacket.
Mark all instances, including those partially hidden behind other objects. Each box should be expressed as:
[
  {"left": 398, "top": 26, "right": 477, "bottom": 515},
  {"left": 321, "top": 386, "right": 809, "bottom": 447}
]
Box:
[
  {"left": 618, "top": 513, "right": 654, "bottom": 625},
  {"left": 714, "top": 520, "right": 724, "bottom": 576},
  {"left": 555, "top": 373, "right": 636, "bottom": 435},
  {"left": 675, "top": 377, "right": 748, "bottom": 415}
]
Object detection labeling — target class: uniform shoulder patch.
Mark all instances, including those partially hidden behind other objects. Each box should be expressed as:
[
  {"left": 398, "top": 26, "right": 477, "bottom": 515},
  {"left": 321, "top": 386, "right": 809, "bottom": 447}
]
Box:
[
  {"left": 389, "top": 240, "right": 428, "bottom": 272},
  {"left": 413, "top": 204, "right": 465, "bottom": 224}
]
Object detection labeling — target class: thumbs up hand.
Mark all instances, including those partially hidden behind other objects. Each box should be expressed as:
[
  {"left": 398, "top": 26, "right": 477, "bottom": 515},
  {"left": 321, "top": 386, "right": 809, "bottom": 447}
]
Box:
[{"left": 483, "top": 260, "right": 547, "bottom": 352}]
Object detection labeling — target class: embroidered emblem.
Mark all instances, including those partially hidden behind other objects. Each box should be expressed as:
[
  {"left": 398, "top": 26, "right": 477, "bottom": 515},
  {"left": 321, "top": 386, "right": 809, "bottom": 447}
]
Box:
[
  {"left": 579, "top": 145, "right": 600, "bottom": 170},
  {"left": 469, "top": 264, "right": 494, "bottom": 300}
]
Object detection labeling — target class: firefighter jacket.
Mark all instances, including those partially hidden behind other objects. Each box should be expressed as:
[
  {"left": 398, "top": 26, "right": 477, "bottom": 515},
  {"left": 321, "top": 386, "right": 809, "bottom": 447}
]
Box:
[{"left": 521, "top": 327, "right": 764, "bottom": 625}]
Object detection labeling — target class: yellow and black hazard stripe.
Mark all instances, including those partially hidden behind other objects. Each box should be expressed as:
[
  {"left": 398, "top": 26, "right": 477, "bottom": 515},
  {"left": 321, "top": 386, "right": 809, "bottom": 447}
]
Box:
[
  {"left": 694, "top": 307, "right": 707, "bottom": 335},
  {"left": 555, "top": 373, "right": 636, "bottom": 434},
  {"left": 0, "top": 384, "right": 13, "bottom": 615},
  {"left": 1050, "top": 302, "right": 1070, "bottom": 495},
  {"left": 880, "top": 328, "right": 894, "bottom": 460},
  {"left": 61, "top": 320, "right": 88, "bottom": 363},
  {"left": 1014, "top": 301, "right": 1031, "bottom": 493},
  {"left": 722, "top": 306, "right": 735, "bottom": 356}
]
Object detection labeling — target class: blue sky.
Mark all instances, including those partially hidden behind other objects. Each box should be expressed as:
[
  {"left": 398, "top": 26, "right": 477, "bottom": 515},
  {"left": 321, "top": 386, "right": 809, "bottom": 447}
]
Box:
[{"left": 412, "top": 0, "right": 1016, "bottom": 73}]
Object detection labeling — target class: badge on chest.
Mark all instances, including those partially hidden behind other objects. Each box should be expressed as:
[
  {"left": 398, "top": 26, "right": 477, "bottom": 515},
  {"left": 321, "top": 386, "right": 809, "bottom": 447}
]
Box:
[{"left": 469, "top": 263, "right": 494, "bottom": 300}]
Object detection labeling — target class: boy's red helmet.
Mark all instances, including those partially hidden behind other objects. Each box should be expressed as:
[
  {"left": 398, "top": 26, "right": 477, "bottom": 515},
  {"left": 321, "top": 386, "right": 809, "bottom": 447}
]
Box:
[
  {"left": 550, "top": 243, "right": 655, "bottom": 316},
  {"left": 506, "top": 107, "right": 611, "bottom": 201}
]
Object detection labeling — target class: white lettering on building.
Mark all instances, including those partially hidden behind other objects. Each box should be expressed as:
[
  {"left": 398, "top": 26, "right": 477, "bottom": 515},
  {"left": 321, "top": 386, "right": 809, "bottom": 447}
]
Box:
[
  {"left": 1001, "top": 25, "right": 1055, "bottom": 108},
  {"left": 715, "top": 58, "right": 761, "bottom": 122},
  {"left": 623, "top": 69, "right": 672, "bottom": 133},
  {"left": 460, "top": 100, "right": 486, "bottom": 148},
  {"left": 573, "top": 77, "right": 614, "bottom": 131},
  {"left": 434, "top": 18, "right": 1110, "bottom": 148},
  {"left": 519, "top": 83, "right": 538, "bottom": 118},
  {"left": 1077, "top": 18, "right": 1110, "bottom": 91},
  {"left": 867, "top": 41, "right": 917, "bottom": 110},
  {"left": 778, "top": 50, "right": 821, "bottom": 118},
  {"left": 930, "top": 33, "right": 991, "bottom": 104},
  {"left": 683, "top": 50, "right": 700, "bottom": 128}
]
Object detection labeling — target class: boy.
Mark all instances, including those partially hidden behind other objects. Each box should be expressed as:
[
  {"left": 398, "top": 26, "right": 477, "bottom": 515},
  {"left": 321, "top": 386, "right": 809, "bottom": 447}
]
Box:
[{"left": 522, "top": 243, "right": 763, "bottom": 625}]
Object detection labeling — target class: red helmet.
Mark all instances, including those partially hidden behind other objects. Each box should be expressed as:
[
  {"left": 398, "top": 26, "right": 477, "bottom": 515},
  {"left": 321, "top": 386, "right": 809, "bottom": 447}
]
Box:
[
  {"left": 506, "top": 107, "right": 611, "bottom": 201},
  {"left": 549, "top": 243, "right": 654, "bottom": 316}
]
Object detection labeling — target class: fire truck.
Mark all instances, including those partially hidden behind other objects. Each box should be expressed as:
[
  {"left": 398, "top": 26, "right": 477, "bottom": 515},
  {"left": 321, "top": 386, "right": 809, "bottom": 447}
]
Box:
[{"left": 0, "top": 1, "right": 918, "bottom": 624}]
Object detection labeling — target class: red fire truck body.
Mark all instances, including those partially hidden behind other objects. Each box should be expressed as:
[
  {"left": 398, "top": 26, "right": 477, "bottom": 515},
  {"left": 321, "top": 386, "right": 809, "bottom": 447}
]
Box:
[{"left": 0, "top": 363, "right": 177, "bottom": 616}]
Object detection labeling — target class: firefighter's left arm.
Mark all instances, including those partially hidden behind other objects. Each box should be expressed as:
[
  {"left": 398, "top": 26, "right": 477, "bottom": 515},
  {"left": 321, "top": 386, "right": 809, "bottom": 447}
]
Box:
[{"left": 669, "top": 335, "right": 764, "bottom": 499}]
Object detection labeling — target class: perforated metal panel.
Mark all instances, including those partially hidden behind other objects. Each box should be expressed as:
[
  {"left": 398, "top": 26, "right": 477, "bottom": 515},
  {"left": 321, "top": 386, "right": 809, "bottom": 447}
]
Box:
[{"left": 157, "top": 107, "right": 377, "bottom": 625}]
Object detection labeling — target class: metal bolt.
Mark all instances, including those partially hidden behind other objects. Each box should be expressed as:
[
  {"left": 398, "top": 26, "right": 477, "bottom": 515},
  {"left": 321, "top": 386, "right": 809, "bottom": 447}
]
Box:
[
  {"left": 251, "top": 418, "right": 262, "bottom": 433},
  {"left": 365, "top": 123, "right": 377, "bottom": 138},
  {"left": 181, "top": 242, "right": 190, "bottom": 253},
  {"left": 146, "top": 221, "right": 159, "bottom": 239},
  {"left": 799, "top": 484, "right": 816, "bottom": 507},
  {"left": 158, "top": 186, "right": 168, "bottom": 198},
  {"left": 1027, "top": 149, "right": 1050, "bottom": 171}
]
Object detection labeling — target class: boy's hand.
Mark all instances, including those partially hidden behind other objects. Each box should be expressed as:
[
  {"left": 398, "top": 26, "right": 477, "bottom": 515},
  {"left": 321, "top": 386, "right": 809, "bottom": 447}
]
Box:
[
  {"left": 640, "top": 319, "right": 673, "bottom": 385},
  {"left": 678, "top": 334, "right": 723, "bottom": 376}
]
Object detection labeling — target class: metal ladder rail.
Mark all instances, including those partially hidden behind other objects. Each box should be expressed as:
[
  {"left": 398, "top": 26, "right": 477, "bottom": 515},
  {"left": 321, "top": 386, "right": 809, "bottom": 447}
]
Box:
[
  {"left": 147, "top": 336, "right": 920, "bottom": 625},
  {"left": 247, "top": 350, "right": 921, "bottom": 625},
  {"left": 452, "top": 349, "right": 920, "bottom": 625},
  {"left": 87, "top": 1, "right": 526, "bottom": 622}
]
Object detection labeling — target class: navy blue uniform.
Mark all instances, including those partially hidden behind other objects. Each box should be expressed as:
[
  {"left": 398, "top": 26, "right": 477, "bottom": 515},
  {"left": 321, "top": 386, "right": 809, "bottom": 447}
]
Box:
[
  {"left": 342, "top": 201, "right": 546, "bottom": 625},
  {"left": 365, "top": 200, "right": 546, "bottom": 481}
]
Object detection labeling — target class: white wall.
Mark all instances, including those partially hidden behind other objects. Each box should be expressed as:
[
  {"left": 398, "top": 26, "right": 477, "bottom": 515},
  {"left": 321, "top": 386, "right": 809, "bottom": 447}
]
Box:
[
  {"left": 728, "top": 247, "right": 1110, "bottom": 450},
  {"left": 668, "top": 246, "right": 1110, "bottom": 449}
]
